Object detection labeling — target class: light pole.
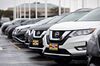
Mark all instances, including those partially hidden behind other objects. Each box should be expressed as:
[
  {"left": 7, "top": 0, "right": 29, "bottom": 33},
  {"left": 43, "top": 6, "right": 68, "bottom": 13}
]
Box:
[
  {"left": 63, "top": 0, "right": 66, "bottom": 14},
  {"left": 16, "top": 4, "right": 18, "bottom": 18},
  {"left": 19, "top": 0, "right": 21, "bottom": 18},
  {"left": 29, "top": 0, "right": 31, "bottom": 19},
  {"left": 97, "top": 0, "right": 100, "bottom": 7},
  {"left": 16, "top": 0, "right": 19, "bottom": 18},
  {"left": 24, "top": 0, "right": 26, "bottom": 18},
  {"left": 82, "top": 0, "right": 84, "bottom": 8},
  {"left": 35, "top": 0, "right": 38, "bottom": 19},
  {"left": 19, "top": 0, "right": 22, "bottom": 18},
  {"left": 69, "top": 0, "right": 71, "bottom": 12},
  {"left": 45, "top": 0, "right": 48, "bottom": 18},
  {"left": 59, "top": 0, "right": 61, "bottom": 15},
  {"left": 13, "top": 0, "right": 16, "bottom": 19}
]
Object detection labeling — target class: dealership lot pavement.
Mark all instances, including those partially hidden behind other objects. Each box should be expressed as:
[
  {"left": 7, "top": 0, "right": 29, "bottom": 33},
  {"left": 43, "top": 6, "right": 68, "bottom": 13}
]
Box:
[{"left": 0, "top": 29, "right": 87, "bottom": 66}]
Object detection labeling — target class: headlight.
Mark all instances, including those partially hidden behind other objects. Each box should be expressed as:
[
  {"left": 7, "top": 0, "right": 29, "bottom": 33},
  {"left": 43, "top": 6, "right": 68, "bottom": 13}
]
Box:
[
  {"left": 12, "top": 29, "right": 17, "bottom": 35},
  {"left": 20, "top": 28, "right": 27, "bottom": 32},
  {"left": 17, "top": 29, "right": 20, "bottom": 32},
  {"left": 16, "top": 28, "right": 27, "bottom": 34},
  {"left": 70, "top": 28, "right": 95, "bottom": 37}
]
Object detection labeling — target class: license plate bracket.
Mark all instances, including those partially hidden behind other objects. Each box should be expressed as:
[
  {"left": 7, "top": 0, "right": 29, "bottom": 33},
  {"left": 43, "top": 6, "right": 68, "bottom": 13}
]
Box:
[
  {"left": 49, "top": 43, "right": 59, "bottom": 51},
  {"left": 32, "top": 40, "right": 39, "bottom": 46}
]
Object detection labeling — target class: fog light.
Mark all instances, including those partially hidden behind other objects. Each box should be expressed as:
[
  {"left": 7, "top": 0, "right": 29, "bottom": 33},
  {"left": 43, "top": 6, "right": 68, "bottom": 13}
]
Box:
[{"left": 75, "top": 46, "right": 86, "bottom": 51}]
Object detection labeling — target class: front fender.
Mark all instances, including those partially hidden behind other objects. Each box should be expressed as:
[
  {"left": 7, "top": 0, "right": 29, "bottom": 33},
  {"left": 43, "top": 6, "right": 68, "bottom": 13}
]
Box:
[{"left": 87, "top": 31, "right": 100, "bottom": 57}]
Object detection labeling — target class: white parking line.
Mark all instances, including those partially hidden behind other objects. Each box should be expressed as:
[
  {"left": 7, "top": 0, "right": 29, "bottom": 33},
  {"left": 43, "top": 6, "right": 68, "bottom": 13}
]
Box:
[{"left": 12, "top": 44, "right": 21, "bottom": 50}]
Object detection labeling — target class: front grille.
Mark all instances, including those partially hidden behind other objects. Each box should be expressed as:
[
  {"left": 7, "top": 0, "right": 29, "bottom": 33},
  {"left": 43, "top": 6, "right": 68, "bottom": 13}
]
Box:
[
  {"left": 47, "top": 35, "right": 70, "bottom": 45},
  {"left": 44, "top": 48, "right": 71, "bottom": 55},
  {"left": 29, "top": 38, "right": 44, "bottom": 48},
  {"left": 35, "top": 30, "right": 43, "bottom": 36},
  {"left": 16, "top": 34, "right": 25, "bottom": 40},
  {"left": 47, "top": 30, "right": 73, "bottom": 45}
]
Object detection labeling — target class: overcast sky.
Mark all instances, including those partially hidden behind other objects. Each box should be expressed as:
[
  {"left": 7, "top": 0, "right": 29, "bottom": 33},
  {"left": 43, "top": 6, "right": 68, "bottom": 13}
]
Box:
[{"left": 0, "top": 0, "right": 99, "bottom": 11}]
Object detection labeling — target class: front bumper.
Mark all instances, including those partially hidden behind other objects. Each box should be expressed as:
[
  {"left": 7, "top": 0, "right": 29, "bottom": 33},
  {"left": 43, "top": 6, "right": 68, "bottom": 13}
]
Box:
[
  {"left": 44, "top": 53, "right": 87, "bottom": 60},
  {"left": 28, "top": 46, "right": 43, "bottom": 53},
  {"left": 29, "top": 46, "right": 43, "bottom": 50},
  {"left": 12, "top": 36, "right": 25, "bottom": 43},
  {"left": 43, "top": 47, "right": 87, "bottom": 60},
  {"left": 12, "top": 34, "right": 25, "bottom": 43},
  {"left": 28, "top": 38, "right": 44, "bottom": 52},
  {"left": 43, "top": 34, "right": 91, "bottom": 60}
]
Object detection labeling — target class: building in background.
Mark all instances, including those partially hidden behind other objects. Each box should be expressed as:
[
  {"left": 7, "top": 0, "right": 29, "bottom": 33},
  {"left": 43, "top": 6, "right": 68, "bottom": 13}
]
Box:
[{"left": 8, "top": 2, "right": 70, "bottom": 18}]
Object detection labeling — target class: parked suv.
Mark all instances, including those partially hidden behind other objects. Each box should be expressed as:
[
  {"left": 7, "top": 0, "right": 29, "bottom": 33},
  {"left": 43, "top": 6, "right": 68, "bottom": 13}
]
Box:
[
  {"left": 25, "top": 13, "right": 69, "bottom": 44},
  {"left": 1, "top": 18, "right": 28, "bottom": 34},
  {"left": 6, "top": 18, "right": 43, "bottom": 39},
  {"left": 78, "top": 8, "right": 100, "bottom": 66},
  {"left": 43, "top": 8, "right": 100, "bottom": 64},
  {"left": 12, "top": 17, "right": 55, "bottom": 43},
  {"left": 0, "top": 17, "right": 10, "bottom": 27},
  {"left": 28, "top": 8, "right": 92, "bottom": 55}
]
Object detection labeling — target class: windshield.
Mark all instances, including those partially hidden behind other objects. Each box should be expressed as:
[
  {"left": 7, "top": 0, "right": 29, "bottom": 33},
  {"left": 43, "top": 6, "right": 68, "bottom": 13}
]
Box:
[
  {"left": 34, "top": 17, "right": 54, "bottom": 25},
  {"left": 21, "top": 18, "right": 43, "bottom": 25},
  {"left": 13, "top": 19, "right": 26, "bottom": 25},
  {"left": 13, "top": 20, "right": 21, "bottom": 24},
  {"left": 58, "top": 12, "right": 89, "bottom": 22},
  {"left": 46, "top": 14, "right": 68, "bottom": 24},
  {"left": 78, "top": 8, "right": 100, "bottom": 21},
  {"left": 22, "top": 19, "right": 36, "bottom": 25},
  {"left": 11, "top": 19, "right": 20, "bottom": 23}
]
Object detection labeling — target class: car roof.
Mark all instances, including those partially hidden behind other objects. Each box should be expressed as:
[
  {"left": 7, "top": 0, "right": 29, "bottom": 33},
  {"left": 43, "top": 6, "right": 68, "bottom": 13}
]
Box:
[{"left": 74, "top": 8, "right": 93, "bottom": 12}]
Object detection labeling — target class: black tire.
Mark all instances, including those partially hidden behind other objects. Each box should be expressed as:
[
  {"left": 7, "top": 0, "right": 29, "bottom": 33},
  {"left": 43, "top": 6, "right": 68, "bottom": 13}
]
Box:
[
  {"left": 2, "top": 26, "right": 8, "bottom": 34},
  {"left": 25, "top": 37, "right": 28, "bottom": 43},
  {"left": 8, "top": 32, "right": 12, "bottom": 39},
  {"left": 7, "top": 29, "right": 13, "bottom": 39},
  {"left": 89, "top": 63, "right": 95, "bottom": 66},
  {"left": 54, "top": 58, "right": 71, "bottom": 65},
  {"left": 88, "top": 62, "right": 100, "bottom": 66},
  {"left": 39, "top": 52, "right": 44, "bottom": 57},
  {"left": 88, "top": 57, "right": 100, "bottom": 66}
]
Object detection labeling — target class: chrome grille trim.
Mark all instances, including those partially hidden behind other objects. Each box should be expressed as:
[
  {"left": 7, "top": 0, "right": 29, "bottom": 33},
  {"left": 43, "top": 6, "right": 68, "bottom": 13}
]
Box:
[
  {"left": 50, "top": 30, "right": 71, "bottom": 41},
  {"left": 33, "top": 30, "right": 46, "bottom": 38}
]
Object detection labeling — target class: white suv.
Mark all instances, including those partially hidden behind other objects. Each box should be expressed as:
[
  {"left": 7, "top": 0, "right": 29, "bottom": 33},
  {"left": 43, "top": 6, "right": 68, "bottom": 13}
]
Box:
[{"left": 43, "top": 8, "right": 100, "bottom": 64}]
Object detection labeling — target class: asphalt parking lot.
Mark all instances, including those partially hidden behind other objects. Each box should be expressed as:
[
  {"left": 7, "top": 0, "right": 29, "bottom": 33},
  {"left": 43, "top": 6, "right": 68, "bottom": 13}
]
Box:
[{"left": 0, "top": 29, "right": 87, "bottom": 66}]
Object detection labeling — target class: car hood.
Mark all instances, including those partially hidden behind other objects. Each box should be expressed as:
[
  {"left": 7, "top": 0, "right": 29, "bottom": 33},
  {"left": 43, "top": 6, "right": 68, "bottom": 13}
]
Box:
[
  {"left": 7, "top": 25, "right": 17, "bottom": 30},
  {"left": 16, "top": 24, "right": 36, "bottom": 29},
  {"left": 34, "top": 24, "right": 53, "bottom": 30},
  {"left": 49, "top": 21, "right": 100, "bottom": 30},
  {"left": 8, "top": 24, "right": 18, "bottom": 28},
  {"left": 2, "top": 21, "right": 12, "bottom": 25}
]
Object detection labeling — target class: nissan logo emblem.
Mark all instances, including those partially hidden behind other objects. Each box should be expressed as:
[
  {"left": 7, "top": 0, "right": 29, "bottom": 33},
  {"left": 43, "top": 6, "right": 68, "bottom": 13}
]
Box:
[
  {"left": 37, "top": 31, "right": 41, "bottom": 35},
  {"left": 54, "top": 32, "right": 60, "bottom": 37}
]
